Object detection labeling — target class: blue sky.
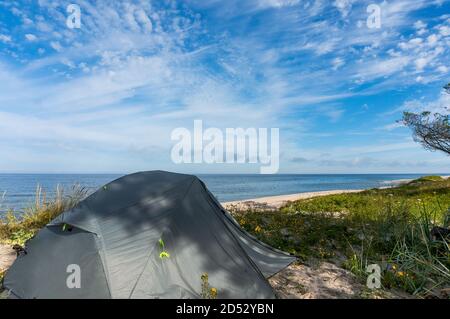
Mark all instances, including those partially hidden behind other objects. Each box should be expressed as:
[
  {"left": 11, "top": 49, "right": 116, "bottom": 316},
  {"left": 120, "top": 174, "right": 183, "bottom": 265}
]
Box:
[{"left": 0, "top": 0, "right": 449, "bottom": 174}]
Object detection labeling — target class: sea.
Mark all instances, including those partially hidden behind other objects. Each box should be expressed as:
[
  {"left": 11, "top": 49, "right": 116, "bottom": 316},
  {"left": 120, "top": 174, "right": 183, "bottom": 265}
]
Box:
[{"left": 0, "top": 173, "right": 441, "bottom": 215}]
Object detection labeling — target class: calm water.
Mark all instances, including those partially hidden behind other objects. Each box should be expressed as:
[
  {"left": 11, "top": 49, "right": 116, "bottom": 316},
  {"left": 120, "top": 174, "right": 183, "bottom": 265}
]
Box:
[{"left": 0, "top": 173, "right": 438, "bottom": 215}]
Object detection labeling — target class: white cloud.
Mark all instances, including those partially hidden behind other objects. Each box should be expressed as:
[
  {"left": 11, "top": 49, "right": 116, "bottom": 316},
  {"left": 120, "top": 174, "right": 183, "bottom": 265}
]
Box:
[
  {"left": 356, "top": 56, "right": 411, "bottom": 80},
  {"left": 437, "top": 65, "right": 448, "bottom": 73},
  {"left": 333, "top": 0, "right": 354, "bottom": 18},
  {"left": 324, "top": 107, "right": 344, "bottom": 122},
  {"left": 135, "top": 9, "right": 153, "bottom": 33},
  {"left": 381, "top": 122, "right": 404, "bottom": 131},
  {"left": 417, "top": 28, "right": 427, "bottom": 36},
  {"left": 0, "top": 34, "right": 12, "bottom": 43},
  {"left": 50, "top": 41, "right": 63, "bottom": 52},
  {"left": 416, "top": 75, "right": 426, "bottom": 83},
  {"left": 439, "top": 25, "right": 450, "bottom": 36},
  {"left": 400, "top": 91, "right": 450, "bottom": 114},
  {"left": 36, "top": 20, "right": 53, "bottom": 33},
  {"left": 23, "top": 17, "right": 33, "bottom": 25},
  {"left": 25, "top": 34, "right": 37, "bottom": 41},
  {"left": 427, "top": 34, "right": 439, "bottom": 45},
  {"left": 415, "top": 57, "right": 429, "bottom": 70},
  {"left": 414, "top": 20, "right": 427, "bottom": 29},
  {"left": 332, "top": 57, "right": 345, "bottom": 70},
  {"left": 257, "top": 0, "right": 300, "bottom": 9},
  {"left": 398, "top": 38, "right": 423, "bottom": 50}
]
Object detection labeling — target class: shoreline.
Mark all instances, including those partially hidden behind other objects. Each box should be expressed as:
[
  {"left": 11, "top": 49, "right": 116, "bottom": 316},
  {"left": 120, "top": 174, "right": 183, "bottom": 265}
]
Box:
[
  {"left": 222, "top": 189, "right": 364, "bottom": 210},
  {"left": 221, "top": 175, "right": 450, "bottom": 210}
]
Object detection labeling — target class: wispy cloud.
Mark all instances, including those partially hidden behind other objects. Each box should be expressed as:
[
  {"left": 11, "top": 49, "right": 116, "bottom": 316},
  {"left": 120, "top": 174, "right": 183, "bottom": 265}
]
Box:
[{"left": 0, "top": 0, "right": 449, "bottom": 172}]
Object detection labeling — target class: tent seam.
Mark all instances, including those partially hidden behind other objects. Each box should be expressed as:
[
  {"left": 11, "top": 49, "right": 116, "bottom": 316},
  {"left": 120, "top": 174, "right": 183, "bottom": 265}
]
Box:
[{"left": 93, "top": 217, "right": 113, "bottom": 299}]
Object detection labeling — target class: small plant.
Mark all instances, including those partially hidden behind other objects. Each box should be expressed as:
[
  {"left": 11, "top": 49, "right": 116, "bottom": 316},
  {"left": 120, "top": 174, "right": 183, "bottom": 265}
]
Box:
[
  {"left": 444, "top": 210, "right": 450, "bottom": 228},
  {"left": 158, "top": 238, "right": 170, "bottom": 259},
  {"left": 210, "top": 287, "right": 218, "bottom": 299},
  {"left": 200, "top": 273, "right": 217, "bottom": 299},
  {"left": 0, "top": 184, "right": 88, "bottom": 244},
  {"left": 0, "top": 268, "right": 6, "bottom": 284},
  {"left": 7, "top": 229, "right": 35, "bottom": 246}
]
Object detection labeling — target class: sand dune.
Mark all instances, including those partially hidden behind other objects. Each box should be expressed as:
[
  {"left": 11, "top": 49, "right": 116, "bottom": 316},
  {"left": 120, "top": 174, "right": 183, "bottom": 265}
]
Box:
[{"left": 222, "top": 189, "right": 363, "bottom": 210}]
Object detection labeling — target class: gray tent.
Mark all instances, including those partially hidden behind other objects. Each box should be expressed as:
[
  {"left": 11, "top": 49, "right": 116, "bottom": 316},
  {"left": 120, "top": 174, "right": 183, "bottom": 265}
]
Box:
[{"left": 3, "top": 171, "right": 295, "bottom": 299}]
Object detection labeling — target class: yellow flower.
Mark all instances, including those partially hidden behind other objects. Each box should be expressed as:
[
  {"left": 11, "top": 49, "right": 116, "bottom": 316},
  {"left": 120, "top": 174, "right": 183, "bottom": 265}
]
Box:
[
  {"left": 210, "top": 287, "right": 217, "bottom": 298},
  {"left": 240, "top": 219, "right": 246, "bottom": 225},
  {"left": 159, "top": 251, "right": 170, "bottom": 259},
  {"left": 397, "top": 271, "right": 405, "bottom": 277},
  {"left": 255, "top": 226, "right": 262, "bottom": 233}
]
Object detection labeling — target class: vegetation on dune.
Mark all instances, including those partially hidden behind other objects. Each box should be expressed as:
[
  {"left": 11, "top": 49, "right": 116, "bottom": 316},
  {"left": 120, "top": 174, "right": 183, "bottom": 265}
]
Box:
[
  {"left": 231, "top": 177, "right": 450, "bottom": 298},
  {"left": 0, "top": 184, "right": 88, "bottom": 245},
  {"left": 409, "top": 175, "right": 444, "bottom": 183}
]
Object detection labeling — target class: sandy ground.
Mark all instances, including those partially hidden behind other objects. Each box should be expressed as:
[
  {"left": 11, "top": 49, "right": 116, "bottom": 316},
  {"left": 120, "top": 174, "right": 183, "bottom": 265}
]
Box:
[
  {"left": 270, "top": 262, "right": 365, "bottom": 299},
  {"left": 222, "top": 189, "right": 364, "bottom": 210},
  {"left": 270, "top": 261, "right": 414, "bottom": 299},
  {"left": 0, "top": 244, "right": 15, "bottom": 274}
]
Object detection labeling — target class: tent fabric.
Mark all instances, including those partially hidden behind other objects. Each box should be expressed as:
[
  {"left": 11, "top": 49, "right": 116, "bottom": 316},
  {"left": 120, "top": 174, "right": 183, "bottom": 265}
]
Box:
[{"left": 3, "top": 171, "right": 296, "bottom": 299}]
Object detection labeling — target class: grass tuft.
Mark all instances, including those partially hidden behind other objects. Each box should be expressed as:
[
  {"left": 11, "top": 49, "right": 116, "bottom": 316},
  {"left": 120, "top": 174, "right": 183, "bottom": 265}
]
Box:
[{"left": 0, "top": 184, "right": 88, "bottom": 245}]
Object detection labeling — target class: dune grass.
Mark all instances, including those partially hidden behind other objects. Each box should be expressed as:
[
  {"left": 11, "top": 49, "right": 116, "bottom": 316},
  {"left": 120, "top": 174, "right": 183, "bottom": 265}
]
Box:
[
  {"left": 0, "top": 184, "right": 88, "bottom": 245},
  {"left": 231, "top": 177, "right": 450, "bottom": 298}
]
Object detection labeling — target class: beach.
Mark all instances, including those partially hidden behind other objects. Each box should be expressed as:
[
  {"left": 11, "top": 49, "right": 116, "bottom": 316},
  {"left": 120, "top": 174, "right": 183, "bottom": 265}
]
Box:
[{"left": 222, "top": 189, "right": 364, "bottom": 210}]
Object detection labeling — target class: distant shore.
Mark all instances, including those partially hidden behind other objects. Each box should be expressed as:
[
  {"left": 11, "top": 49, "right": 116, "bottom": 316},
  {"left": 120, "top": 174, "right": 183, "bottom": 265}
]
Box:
[{"left": 222, "top": 175, "right": 450, "bottom": 210}]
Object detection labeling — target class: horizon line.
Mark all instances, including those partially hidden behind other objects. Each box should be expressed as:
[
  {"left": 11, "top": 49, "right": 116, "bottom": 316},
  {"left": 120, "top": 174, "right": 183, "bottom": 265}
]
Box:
[{"left": 0, "top": 172, "right": 448, "bottom": 176}]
